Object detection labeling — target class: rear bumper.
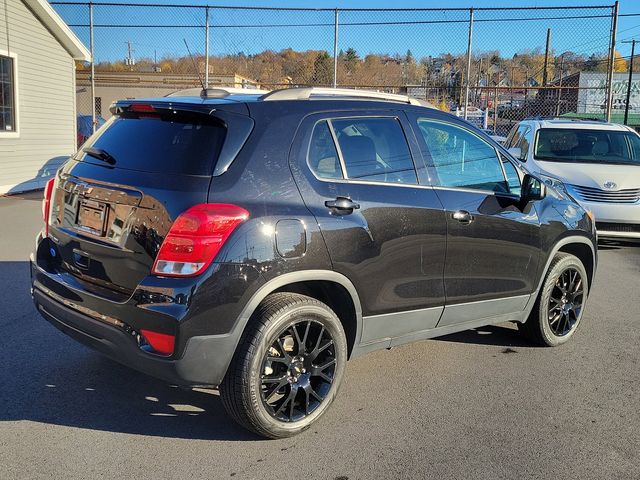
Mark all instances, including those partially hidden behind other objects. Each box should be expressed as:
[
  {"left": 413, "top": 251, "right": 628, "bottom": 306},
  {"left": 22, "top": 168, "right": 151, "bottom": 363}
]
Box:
[
  {"left": 33, "top": 287, "right": 238, "bottom": 387},
  {"left": 30, "top": 227, "right": 265, "bottom": 386}
]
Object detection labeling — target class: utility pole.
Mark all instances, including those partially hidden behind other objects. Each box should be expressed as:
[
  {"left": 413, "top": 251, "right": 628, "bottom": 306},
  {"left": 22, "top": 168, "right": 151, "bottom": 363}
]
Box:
[
  {"left": 125, "top": 40, "right": 135, "bottom": 70},
  {"left": 542, "top": 28, "right": 551, "bottom": 86},
  {"left": 622, "top": 39, "right": 636, "bottom": 125}
]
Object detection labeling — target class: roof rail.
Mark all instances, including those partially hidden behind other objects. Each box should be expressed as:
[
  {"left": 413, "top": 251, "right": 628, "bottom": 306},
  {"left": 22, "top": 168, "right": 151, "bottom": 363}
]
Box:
[
  {"left": 166, "top": 87, "right": 270, "bottom": 98},
  {"left": 260, "top": 87, "right": 433, "bottom": 107}
]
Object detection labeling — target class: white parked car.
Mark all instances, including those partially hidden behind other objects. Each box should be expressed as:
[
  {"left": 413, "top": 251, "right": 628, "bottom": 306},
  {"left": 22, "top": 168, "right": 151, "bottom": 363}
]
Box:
[{"left": 505, "top": 119, "right": 640, "bottom": 239}]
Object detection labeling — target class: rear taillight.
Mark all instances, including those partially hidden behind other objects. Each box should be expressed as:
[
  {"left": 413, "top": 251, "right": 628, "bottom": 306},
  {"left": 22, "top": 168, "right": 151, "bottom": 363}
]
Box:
[
  {"left": 152, "top": 203, "right": 249, "bottom": 277},
  {"left": 140, "top": 329, "right": 175, "bottom": 356},
  {"left": 42, "top": 178, "right": 55, "bottom": 237}
]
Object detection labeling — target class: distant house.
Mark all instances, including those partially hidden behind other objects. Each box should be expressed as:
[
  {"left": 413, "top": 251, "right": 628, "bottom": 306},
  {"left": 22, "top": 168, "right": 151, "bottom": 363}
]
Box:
[
  {"left": 526, "top": 77, "right": 540, "bottom": 88},
  {"left": 0, "top": 0, "right": 90, "bottom": 194}
]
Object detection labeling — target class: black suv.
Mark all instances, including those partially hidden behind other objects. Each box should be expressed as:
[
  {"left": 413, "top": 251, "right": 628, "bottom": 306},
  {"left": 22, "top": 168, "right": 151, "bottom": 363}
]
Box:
[{"left": 31, "top": 88, "right": 597, "bottom": 438}]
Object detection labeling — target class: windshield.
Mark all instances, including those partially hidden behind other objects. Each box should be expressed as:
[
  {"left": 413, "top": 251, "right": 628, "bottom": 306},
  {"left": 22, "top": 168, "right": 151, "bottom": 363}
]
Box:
[
  {"left": 77, "top": 111, "right": 226, "bottom": 175},
  {"left": 534, "top": 128, "right": 640, "bottom": 165}
]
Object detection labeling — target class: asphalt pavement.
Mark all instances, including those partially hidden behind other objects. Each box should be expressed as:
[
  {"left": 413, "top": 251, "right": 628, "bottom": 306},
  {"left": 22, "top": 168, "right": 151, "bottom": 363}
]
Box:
[{"left": 0, "top": 192, "right": 638, "bottom": 480}]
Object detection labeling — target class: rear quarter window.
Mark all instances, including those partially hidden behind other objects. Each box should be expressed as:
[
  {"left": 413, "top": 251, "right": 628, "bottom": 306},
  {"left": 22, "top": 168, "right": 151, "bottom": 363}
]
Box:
[{"left": 78, "top": 112, "right": 226, "bottom": 175}]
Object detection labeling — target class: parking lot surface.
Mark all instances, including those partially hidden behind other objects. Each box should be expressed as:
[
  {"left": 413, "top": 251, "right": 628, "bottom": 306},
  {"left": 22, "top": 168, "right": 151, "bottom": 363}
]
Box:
[{"left": 1, "top": 192, "right": 638, "bottom": 480}]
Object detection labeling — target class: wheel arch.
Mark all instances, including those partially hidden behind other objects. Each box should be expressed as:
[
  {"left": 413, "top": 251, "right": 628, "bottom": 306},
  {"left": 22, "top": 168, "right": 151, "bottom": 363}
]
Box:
[
  {"left": 557, "top": 241, "right": 595, "bottom": 289},
  {"left": 529, "top": 235, "right": 596, "bottom": 309},
  {"left": 520, "top": 235, "right": 596, "bottom": 322},
  {"left": 229, "top": 270, "right": 363, "bottom": 364}
]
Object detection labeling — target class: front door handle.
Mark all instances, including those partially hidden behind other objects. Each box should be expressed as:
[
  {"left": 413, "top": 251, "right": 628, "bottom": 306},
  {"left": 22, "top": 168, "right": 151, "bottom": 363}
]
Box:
[
  {"left": 452, "top": 210, "right": 474, "bottom": 224},
  {"left": 325, "top": 197, "right": 360, "bottom": 214}
]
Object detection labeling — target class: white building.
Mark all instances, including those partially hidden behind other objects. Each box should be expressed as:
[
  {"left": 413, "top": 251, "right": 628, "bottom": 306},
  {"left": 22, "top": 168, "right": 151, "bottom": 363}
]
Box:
[{"left": 0, "top": 0, "right": 90, "bottom": 194}]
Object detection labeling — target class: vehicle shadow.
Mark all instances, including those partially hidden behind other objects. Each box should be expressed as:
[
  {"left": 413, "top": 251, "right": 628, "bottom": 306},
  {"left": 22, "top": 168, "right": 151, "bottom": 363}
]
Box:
[
  {"left": 4, "top": 156, "right": 68, "bottom": 195},
  {"left": 437, "top": 323, "right": 534, "bottom": 348},
  {"left": 0, "top": 261, "right": 260, "bottom": 442}
]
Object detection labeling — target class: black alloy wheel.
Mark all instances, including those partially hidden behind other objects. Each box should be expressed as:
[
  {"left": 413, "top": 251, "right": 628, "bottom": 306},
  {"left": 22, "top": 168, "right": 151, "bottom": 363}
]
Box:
[
  {"left": 520, "top": 252, "right": 589, "bottom": 347},
  {"left": 260, "top": 320, "right": 336, "bottom": 422},
  {"left": 547, "top": 267, "right": 584, "bottom": 337},
  {"left": 220, "top": 292, "right": 348, "bottom": 439}
]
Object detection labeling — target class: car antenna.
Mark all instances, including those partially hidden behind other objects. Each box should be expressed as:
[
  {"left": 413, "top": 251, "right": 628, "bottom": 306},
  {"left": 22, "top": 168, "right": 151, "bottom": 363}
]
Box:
[{"left": 183, "top": 38, "right": 207, "bottom": 97}]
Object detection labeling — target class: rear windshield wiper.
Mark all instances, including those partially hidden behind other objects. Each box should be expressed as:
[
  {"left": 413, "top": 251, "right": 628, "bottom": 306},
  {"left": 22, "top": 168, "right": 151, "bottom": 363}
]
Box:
[{"left": 83, "top": 147, "right": 116, "bottom": 165}]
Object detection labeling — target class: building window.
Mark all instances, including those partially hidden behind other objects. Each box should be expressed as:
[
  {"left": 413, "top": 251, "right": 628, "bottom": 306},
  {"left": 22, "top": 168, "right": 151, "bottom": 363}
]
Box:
[
  {"left": 95, "top": 97, "right": 102, "bottom": 116},
  {"left": 0, "top": 55, "right": 16, "bottom": 132}
]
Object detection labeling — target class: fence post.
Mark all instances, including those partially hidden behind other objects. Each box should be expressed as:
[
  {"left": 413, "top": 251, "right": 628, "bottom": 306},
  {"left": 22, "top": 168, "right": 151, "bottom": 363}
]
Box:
[
  {"left": 204, "top": 6, "right": 210, "bottom": 89},
  {"left": 463, "top": 7, "right": 474, "bottom": 120},
  {"left": 606, "top": 1, "right": 619, "bottom": 122},
  {"left": 89, "top": 1, "right": 96, "bottom": 133},
  {"left": 623, "top": 39, "right": 636, "bottom": 125},
  {"left": 333, "top": 9, "right": 339, "bottom": 88},
  {"left": 542, "top": 28, "right": 551, "bottom": 86},
  {"left": 493, "top": 86, "right": 498, "bottom": 134}
]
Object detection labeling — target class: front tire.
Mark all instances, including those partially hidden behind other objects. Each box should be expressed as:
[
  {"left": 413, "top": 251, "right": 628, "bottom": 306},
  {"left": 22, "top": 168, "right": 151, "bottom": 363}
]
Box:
[
  {"left": 520, "top": 252, "right": 589, "bottom": 347},
  {"left": 220, "top": 292, "right": 348, "bottom": 439}
]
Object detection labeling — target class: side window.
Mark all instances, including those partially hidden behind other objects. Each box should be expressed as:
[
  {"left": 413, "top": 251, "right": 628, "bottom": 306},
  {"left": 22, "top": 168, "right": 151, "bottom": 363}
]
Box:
[
  {"left": 417, "top": 119, "right": 510, "bottom": 193},
  {"left": 0, "top": 55, "right": 16, "bottom": 133},
  {"left": 628, "top": 132, "right": 640, "bottom": 160},
  {"left": 331, "top": 117, "right": 417, "bottom": 185},
  {"left": 506, "top": 125, "right": 521, "bottom": 148},
  {"left": 308, "top": 120, "right": 343, "bottom": 179},
  {"left": 517, "top": 127, "right": 531, "bottom": 159},
  {"left": 500, "top": 153, "right": 521, "bottom": 195}
]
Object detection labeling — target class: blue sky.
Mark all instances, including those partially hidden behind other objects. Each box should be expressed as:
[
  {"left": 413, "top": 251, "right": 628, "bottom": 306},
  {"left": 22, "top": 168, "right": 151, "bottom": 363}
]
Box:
[{"left": 50, "top": 0, "right": 640, "bottom": 63}]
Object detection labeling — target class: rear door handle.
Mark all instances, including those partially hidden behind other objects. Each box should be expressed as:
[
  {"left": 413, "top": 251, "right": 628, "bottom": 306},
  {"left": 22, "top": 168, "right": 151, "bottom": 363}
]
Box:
[
  {"left": 325, "top": 197, "right": 360, "bottom": 214},
  {"left": 452, "top": 210, "right": 474, "bottom": 224}
]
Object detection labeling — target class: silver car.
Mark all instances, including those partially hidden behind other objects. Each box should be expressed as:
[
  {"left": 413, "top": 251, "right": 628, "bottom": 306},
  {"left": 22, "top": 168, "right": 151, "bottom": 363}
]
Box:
[{"left": 506, "top": 119, "right": 640, "bottom": 239}]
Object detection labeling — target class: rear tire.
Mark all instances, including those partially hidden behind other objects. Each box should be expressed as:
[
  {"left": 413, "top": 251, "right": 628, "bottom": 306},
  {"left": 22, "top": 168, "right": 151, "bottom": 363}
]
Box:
[
  {"left": 520, "top": 252, "right": 589, "bottom": 347},
  {"left": 220, "top": 292, "right": 348, "bottom": 439}
]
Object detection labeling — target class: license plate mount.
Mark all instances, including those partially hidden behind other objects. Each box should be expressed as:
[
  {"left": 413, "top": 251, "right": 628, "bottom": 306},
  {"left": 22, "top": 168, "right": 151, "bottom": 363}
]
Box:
[{"left": 76, "top": 198, "right": 108, "bottom": 236}]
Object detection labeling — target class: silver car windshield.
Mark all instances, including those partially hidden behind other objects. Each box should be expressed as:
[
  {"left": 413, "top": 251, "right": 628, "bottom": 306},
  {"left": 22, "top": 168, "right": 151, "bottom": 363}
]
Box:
[{"left": 534, "top": 128, "right": 640, "bottom": 165}]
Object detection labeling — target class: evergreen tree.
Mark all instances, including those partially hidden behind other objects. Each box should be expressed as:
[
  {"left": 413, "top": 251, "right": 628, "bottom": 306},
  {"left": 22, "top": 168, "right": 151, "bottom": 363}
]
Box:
[{"left": 312, "top": 51, "right": 333, "bottom": 85}]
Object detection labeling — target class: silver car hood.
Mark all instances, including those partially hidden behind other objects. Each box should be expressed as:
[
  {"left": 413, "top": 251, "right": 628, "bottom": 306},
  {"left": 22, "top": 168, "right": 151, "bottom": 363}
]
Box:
[{"left": 533, "top": 160, "right": 640, "bottom": 190}]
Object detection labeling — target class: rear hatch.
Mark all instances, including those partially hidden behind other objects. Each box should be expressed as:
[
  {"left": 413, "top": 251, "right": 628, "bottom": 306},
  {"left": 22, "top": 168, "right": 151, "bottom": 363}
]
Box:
[{"left": 47, "top": 102, "right": 251, "bottom": 300}]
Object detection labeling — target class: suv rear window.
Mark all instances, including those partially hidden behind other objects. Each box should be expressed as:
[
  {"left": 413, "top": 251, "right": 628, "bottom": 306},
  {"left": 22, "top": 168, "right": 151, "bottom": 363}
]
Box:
[{"left": 78, "top": 111, "right": 226, "bottom": 175}]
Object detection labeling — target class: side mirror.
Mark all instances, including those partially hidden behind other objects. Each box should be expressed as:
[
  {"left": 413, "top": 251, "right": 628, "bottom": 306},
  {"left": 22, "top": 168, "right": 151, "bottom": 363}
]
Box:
[
  {"left": 521, "top": 174, "right": 546, "bottom": 202},
  {"left": 508, "top": 146, "right": 524, "bottom": 161}
]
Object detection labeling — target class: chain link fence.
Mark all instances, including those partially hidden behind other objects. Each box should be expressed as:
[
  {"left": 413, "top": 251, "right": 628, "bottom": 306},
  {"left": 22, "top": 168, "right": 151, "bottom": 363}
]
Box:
[{"left": 50, "top": 2, "right": 623, "bottom": 136}]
